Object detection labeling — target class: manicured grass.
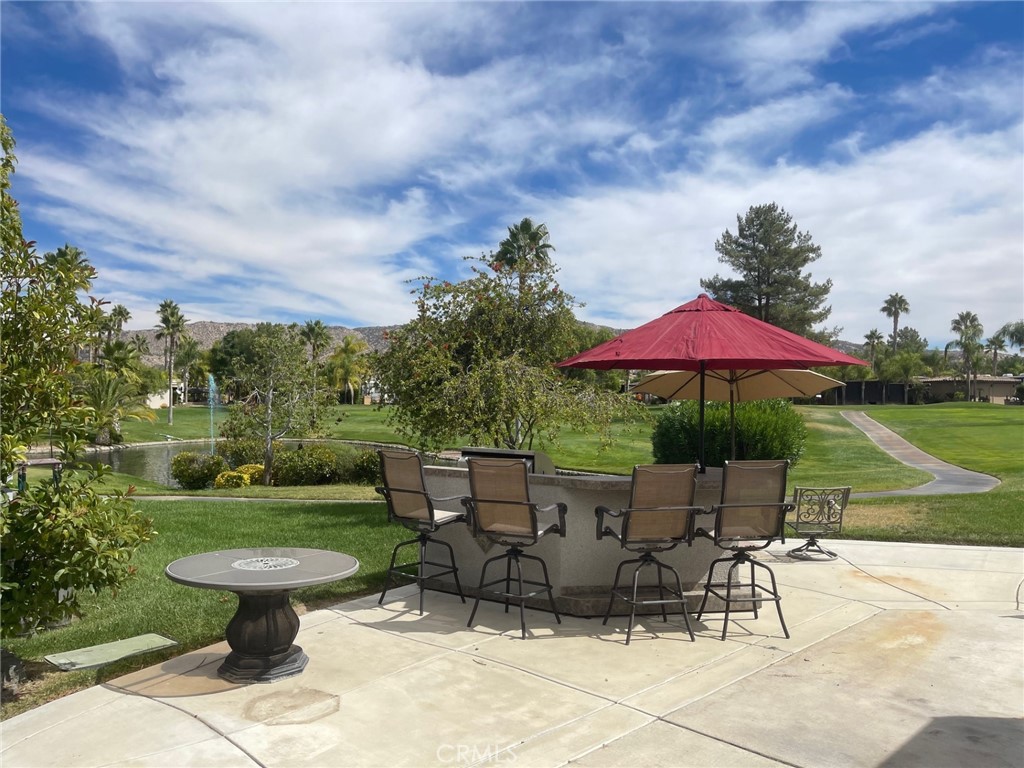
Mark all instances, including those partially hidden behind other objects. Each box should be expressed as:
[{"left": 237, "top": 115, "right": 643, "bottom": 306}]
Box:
[
  {"left": 1, "top": 499, "right": 400, "bottom": 719},
  {"left": 835, "top": 403, "right": 1024, "bottom": 547},
  {"left": 118, "top": 404, "right": 228, "bottom": 443},
  {"left": 788, "top": 407, "right": 932, "bottom": 492}
]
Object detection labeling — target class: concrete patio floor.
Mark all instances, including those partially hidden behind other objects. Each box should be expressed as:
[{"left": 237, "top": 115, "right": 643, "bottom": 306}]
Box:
[{"left": 2, "top": 539, "right": 1022, "bottom": 768}]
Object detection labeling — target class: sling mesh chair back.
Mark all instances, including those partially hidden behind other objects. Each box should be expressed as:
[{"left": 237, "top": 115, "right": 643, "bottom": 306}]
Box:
[
  {"left": 787, "top": 486, "right": 852, "bottom": 560},
  {"left": 696, "top": 459, "right": 795, "bottom": 640},
  {"left": 462, "top": 457, "right": 566, "bottom": 639},
  {"left": 596, "top": 464, "right": 701, "bottom": 644},
  {"left": 376, "top": 449, "right": 467, "bottom": 615}
]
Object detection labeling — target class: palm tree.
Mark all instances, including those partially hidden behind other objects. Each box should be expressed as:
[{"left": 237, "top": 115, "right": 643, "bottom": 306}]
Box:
[
  {"left": 129, "top": 333, "right": 150, "bottom": 356},
  {"left": 300, "top": 320, "right": 332, "bottom": 422},
  {"left": 80, "top": 369, "right": 155, "bottom": 445},
  {"left": 99, "top": 339, "right": 142, "bottom": 383},
  {"left": 174, "top": 335, "right": 202, "bottom": 405},
  {"left": 998, "top": 320, "right": 1024, "bottom": 351},
  {"left": 881, "top": 293, "right": 910, "bottom": 351},
  {"left": 327, "top": 335, "right": 368, "bottom": 404},
  {"left": 880, "top": 352, "right": 929, "bottom": 405},
  {"left": 948, "top": 310, "right": 984, "bottom": 400},
  {"left": 984, "top": 333, "right": 1007, "bottom": 377},
  {"left": 863, "top": 329, "right": 885, "bottom": 369},
  {"left": 108, "top": 304, "right": 131, "bottom": 343},
  {"left": 494, "top": 218, "right": 555, "bottom": 300},
  {"left": 155, "top": 299, "right": 188, "bottom": 425}
]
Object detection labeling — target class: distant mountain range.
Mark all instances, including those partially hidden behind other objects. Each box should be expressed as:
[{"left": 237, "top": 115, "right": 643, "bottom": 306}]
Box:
[{"left": 126, "top": 320, "right": 866, "bottom": 368}]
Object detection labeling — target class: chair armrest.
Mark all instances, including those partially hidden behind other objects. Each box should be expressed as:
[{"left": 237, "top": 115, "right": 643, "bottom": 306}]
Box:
[
  {"left": 536, "top": 502, "right": 568, "bottom": 537},
  {"left": 594, "top": 505, "right": 622, "bottom": 540},
  {"left": 691, "top": 508, "right": 719, "bottom": 542}
]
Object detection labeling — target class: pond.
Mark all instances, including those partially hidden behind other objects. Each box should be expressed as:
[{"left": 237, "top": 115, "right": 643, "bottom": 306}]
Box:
[{"left": 84, "top": 442, "right": 205, "bottom": 488}]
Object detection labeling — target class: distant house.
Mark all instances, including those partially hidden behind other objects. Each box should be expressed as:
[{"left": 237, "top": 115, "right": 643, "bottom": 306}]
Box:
[{"left": 920, "top": 375, "right": 1023, "bottom": 404}]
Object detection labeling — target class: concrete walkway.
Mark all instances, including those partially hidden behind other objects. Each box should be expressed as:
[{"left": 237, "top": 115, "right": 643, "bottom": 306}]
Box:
[
  {"left": 3, "top": 540, "right": 1022, "bottom": 768},
  {"left": 841, "top": 410, "right": 1001, "bottom": 497}
]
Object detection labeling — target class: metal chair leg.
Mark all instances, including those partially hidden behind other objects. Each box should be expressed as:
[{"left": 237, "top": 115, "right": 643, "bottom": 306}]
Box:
[{"left": 379, "top": 537, "right": 419, "bottom": 606}]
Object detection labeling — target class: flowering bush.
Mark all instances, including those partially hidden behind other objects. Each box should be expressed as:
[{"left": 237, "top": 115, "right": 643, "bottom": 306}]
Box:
[
  {"left": 214, "top": 470, "right": 250, "bottom": 489},
  {"left": 235, "top": 464, "right": 265, "bottom": 485}
]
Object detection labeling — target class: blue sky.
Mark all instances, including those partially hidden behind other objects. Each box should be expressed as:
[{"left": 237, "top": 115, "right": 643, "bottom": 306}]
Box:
[{"left": 3, "top": 1, "right": 1022, "bottom": 348}]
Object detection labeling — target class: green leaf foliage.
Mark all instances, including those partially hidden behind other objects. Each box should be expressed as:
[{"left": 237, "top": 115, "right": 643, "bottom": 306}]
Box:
[
  {"left": 371, "top": 236, "right": 642, "bottom": 451},
  {"left": 1, "top": 116, "right": 155, "bottom": 638},
  {"left": 651, "top": 399, "right": 807, "bottom": 467}
]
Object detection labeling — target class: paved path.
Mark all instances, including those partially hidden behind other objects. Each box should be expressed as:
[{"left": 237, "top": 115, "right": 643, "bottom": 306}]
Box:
[{"left": 841, "top": 410, "right": 1000, "bottom": 498}]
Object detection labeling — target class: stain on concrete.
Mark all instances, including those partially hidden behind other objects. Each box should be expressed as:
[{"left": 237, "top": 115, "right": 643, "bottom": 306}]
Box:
[{"left": 244, "top": 688, "right": 340, "bottom": 725}]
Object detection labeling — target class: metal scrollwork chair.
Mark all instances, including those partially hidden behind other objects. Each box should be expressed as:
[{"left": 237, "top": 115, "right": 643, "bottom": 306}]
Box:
[
  {"left": 696, "top": 460, "right": 795, "bottom": 641},
  {"left": 376, "top": 449, "right": 468, "bottom": 615},
  {"left": 462, "top": 457, "right": 566, "bottom": 639},
  {"left": 596, "top": 464, "right": 701, "bottom": 645},
  {"left": 787, "top": 486, "right": 851, "bottom": 560}
]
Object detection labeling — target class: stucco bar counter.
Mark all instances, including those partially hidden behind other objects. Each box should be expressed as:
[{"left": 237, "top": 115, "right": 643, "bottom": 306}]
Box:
[
  {"left": 166, "top": 547, "right": 359, "bottom": 683},
  {"left": 423, "top": 466, "right": 724, "bottom": 616}
]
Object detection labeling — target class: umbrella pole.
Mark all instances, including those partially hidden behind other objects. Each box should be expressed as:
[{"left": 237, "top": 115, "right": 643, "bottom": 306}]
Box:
[
  {"left": 698, "top": 361, "right": 706, "bottom": 473},
  {"left": 730, "top": 387, "right": 736, "bottom": 460}
]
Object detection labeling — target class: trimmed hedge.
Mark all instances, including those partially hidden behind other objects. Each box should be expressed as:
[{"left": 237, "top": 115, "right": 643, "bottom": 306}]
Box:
[{"left": 652, "top": 399, "right": 807, "bottom": 467}]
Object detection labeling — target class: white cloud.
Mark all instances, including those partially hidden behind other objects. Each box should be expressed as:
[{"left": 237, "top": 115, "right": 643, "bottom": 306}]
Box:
[{"left": 6, "top": 2, "right": 1022, "bottom": 351}]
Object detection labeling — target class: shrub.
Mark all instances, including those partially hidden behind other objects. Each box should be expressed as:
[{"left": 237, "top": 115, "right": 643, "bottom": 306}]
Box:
[
  {"left": 171, "top": 451, "right": 229, "bottom": 490},
  {"left": 214, "top": 470, "right": 250, "bottom": 489},
  {"left": 271, "top": 444, "right": 345, "bottom": 486},
  {"left": 347, "top": 449, "right": 382, "bottom": 486},
  {"left": 235, "top": 464, "right": 265, "bottom": 485},
  {"left": 652, "top": 399, "right": 806, "bottom": 467},
  {"left": 217, "top": 437, "right": 279, "bottom": 469}
]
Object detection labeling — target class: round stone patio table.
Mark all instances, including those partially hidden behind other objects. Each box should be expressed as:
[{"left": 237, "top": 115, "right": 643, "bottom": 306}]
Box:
[{"left": 165, "top": 547, "right": 359, "bottom": 684}]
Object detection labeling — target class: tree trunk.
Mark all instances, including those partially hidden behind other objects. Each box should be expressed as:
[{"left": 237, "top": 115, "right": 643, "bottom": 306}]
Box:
[{"left": 262, "top": 389, "right": 274, "bottom": 486}]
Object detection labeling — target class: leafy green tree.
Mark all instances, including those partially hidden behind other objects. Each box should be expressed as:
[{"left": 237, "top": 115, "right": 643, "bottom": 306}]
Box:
[
  {"left": 700, "top": 203, "right": 833, "bottom": 336},
  {"left": 219, "top": 323, "right": 316, "bottom": 485},
  {"left": 155, "top": 299, "right": 187, "bottom": 424},
  {"left": 372, "top": 245, "right": 639, "bottom": 451},
  {"left": 208, "top": 327, "right": 258, "bottom": 399},
  {"left": 327, "top": 334, "right": 368, "bottom": 404},
  {"left": 0, "top": 115, "right": 154, "bottom": 638},
  {"left": 881, "top": 293, "right": 910, "bottom": 350},
  {"left": 300, "top": 319, "right": 332, "bottom": 422},
  {"left": 894, "top": 327, "right": 928, "bottom": 356}
]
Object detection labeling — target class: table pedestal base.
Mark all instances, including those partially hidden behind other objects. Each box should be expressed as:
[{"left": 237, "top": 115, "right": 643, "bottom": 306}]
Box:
[
  {"left": 220, "top": 591, "right": 306, "bottom": 684},
  {"left": 218, "top": 645, "right": 308, "bottom": 684}
]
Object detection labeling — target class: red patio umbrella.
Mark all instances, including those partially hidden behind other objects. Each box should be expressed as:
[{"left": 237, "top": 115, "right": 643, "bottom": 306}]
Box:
[{"left": 558, "top": 294, "right": 868, "bottom": 470}]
